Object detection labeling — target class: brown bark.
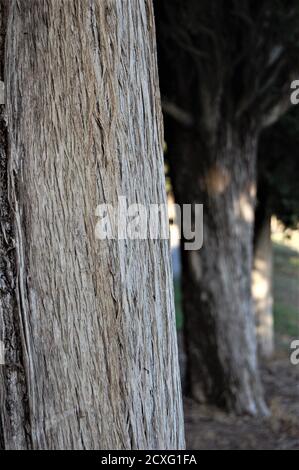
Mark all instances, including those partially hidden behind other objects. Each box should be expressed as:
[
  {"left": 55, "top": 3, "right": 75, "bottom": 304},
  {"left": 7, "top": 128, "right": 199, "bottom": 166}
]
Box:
[
  {"left": 253, "top": 199, "right": 274, "bottom": 358},
  {"left": 0, "top": 0, "right": 184, "bottom": 450}
]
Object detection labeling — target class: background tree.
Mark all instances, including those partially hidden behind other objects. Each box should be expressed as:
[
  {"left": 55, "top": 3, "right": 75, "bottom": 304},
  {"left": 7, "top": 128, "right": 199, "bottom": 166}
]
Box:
[
  {"left": 253, "top": 106, "right": 299, "bottom": 357},
  {"left": 0, "top": 0, "right": 184, "bottom": 449},
  {"left": 155, "top": 0, "right": 299, "bottom": 414}
]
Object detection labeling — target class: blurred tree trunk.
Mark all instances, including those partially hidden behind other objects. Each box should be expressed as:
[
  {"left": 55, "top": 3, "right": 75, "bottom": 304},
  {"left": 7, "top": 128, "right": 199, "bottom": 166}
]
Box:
[
  {"left": 253, "top": 194, "right": 274, "bottom": 358},
  {"left": 154, "top": 0, "right": 295, "bottom": 416},
  {"left": 167, "top": 122, "right": 267, "bottom": 415},
  {"left": 0, "top": 0, "right": 184, "bottom": 450}
]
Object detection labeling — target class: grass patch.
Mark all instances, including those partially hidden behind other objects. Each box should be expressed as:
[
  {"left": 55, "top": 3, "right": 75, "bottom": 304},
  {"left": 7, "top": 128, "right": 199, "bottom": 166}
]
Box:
[
  {"left": 272, "top": 240, "right": 299, "bottom": 349},
  {"left": 273, "top": 303, "right": 299, "bottom": 338}
]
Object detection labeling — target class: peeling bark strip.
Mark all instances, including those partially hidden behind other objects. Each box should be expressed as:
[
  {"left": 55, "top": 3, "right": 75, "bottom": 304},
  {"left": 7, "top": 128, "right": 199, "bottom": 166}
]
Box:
[
  {"left": 0, "top": 0, "right": 32, "bottom": 450},
  {"left": 1, "top": 0, "right": 185, "bottom": 449}
]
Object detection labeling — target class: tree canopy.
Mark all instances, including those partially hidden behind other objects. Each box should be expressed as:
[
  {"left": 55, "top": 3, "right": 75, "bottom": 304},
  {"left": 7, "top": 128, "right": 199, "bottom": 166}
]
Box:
[
  {"left": 258, "top": 106, "right": 299, "bottom": 228},
  {"left": 156, "top": 0, "right": 299, "bottom": 136}
]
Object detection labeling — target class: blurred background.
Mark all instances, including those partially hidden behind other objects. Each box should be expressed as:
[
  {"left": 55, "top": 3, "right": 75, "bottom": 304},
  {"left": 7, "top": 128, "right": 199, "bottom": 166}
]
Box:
[{"left": 154, "top": 0, "right": 299, "bottom": 449}]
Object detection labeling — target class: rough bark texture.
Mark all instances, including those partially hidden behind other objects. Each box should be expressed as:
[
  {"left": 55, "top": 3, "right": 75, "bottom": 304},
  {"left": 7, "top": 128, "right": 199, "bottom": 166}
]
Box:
[
  {"left": 0, "top": 0, "right": 185, "bottom": 450},
  {"left": 0, "top": 0, "right": 32, "bottom": 449},
  {"left": 253, "top": 200, "right": 274, "bottom": 358}
]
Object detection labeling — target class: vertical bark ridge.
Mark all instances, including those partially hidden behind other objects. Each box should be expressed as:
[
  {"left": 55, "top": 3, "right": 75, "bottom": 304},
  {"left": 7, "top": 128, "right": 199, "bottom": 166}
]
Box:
[
  {"left": 1, "top": 0, "right": 184, "bottom": 450},
  {"left": 0, "top": 0, "right": 33, "bottom": 449}
]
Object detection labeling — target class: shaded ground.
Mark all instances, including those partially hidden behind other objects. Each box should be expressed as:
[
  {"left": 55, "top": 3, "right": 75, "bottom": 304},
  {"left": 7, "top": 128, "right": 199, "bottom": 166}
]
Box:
[{"left": 185, "top": 358, "right": 299, "bottom": 450}]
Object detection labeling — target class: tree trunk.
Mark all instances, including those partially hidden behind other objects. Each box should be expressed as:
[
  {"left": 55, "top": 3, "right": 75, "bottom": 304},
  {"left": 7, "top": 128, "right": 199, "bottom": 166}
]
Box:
[
  {"left": 253, "top": 197, "right": 274, "bottom": 358},
  {"left": 0, "top": 0, "right": 184, "bottom": 450},
  {"left": 166, "top": 121, "right": 267, "bottom": 415}
]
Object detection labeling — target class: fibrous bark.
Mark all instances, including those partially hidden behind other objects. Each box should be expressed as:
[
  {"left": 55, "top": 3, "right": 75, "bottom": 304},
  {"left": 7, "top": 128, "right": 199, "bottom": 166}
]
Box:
[{"left": 0, "top": 0, "right": 184, "bottom": 450}]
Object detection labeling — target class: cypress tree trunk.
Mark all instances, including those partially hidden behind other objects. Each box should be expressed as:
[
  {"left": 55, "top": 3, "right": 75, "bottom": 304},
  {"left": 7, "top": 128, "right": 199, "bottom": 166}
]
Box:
[
  {"left": 166, "top": 121, "right": 267, "bottom": 415},
  {"left": 253, "top": 197, "right": 274, "bottom": 359},
  {"left": 0, "top": 0, "right": 184, "bottom": 450},
  {"left": 154, "top": 0, "right": 277, "bottom": 416}
]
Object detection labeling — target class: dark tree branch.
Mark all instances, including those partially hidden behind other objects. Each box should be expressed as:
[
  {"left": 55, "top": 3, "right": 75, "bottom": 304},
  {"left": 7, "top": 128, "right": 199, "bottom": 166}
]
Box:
[{"left": 162, "top": 99, "right": 194, "bottom": 128}]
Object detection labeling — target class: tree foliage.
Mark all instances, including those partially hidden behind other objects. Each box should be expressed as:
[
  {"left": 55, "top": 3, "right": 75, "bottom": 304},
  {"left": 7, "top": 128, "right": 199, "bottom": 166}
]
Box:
[
  {"left": 156, "top": 0, "right": 299, "bottom": 137},
  {"left": 258, "top": 106, "right": 299, "bottom": 228}
]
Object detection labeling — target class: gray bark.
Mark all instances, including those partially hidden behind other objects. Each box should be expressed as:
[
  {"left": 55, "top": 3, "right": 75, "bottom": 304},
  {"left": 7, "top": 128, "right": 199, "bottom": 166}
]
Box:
[
  {"left": 253, "top": 208, "right": 274, "bottom": 358},
  {"left": 0, "top": 0, "right": 184, "bottom": 450}
]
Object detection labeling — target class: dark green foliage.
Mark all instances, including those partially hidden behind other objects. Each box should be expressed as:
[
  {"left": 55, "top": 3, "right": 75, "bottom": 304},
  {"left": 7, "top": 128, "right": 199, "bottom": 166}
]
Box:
[
  {"left": 258, "top": 106, "right": 299, "bottom": 228},
  {"left": 155, "top": 0, "right": 299, "bottom": 134}
]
